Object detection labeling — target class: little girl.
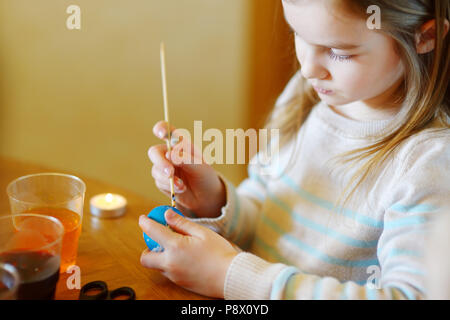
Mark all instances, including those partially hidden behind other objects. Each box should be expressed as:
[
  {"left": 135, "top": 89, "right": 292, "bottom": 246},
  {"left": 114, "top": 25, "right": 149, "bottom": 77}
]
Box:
[{"left": 140, "top": 0, "right": 449, "bottom": 299}]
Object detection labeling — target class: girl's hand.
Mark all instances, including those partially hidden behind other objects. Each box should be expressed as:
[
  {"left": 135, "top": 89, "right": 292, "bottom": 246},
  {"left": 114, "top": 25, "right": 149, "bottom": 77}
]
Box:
[
  {"left": 139, "top": 209, "right": 238, "bottom": 298},
  {"left": 148, "top": 121, "right": 226, "bottom": 218}
]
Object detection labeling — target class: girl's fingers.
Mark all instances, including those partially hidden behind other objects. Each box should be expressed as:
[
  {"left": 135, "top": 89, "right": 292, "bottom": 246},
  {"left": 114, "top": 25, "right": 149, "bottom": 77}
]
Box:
[
  {"left": 155, "top": 180, "right": 171, "bottom": 193},
  {"left": 164, "top": 209, "right": 204, "bottom": 238},
  {"left": 152, "top": 164, "right": 172, "bottom": 181},
  {"left": 153, "top": 121, "right": 177, "bottom": 140},
  {"left": 150, "top": 122, "right": 204, "bottom": 168},
  {"left": 148, "top": 144, "right": 173, "bottom": 176},
  {"left": 140, "top": 248, "right": 165, "bottom": 270},
  {"left": 139, "top": 215, "right": 180, "bottom": 249},
  {"left": 155, "top": 176, "right": 186, "bottom": 194}
]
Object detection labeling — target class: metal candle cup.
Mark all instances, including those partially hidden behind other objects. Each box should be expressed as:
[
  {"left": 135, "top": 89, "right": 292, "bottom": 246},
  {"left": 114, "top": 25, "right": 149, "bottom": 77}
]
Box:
[{"left": 89, "top": 193, "right": 127, "bottom": 218}]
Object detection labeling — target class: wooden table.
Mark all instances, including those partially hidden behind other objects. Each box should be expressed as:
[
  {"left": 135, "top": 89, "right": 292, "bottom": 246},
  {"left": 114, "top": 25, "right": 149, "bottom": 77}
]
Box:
[{"left": 0, "top": 156, "right": 209, "bottom": 300}]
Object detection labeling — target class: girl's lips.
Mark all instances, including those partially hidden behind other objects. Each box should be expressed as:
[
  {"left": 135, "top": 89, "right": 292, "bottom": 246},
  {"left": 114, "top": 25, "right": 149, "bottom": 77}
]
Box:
[{"left": 313, "top": 86, "right": 333, "bottom": 95}]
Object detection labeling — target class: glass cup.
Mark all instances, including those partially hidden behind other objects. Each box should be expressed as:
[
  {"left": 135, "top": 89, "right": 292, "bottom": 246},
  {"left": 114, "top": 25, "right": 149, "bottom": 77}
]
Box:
[
  {"left": 7, "top": 173, "right": 86, "bottom": 272},
  {"left": 0, "top": 263, "right": 20, "bottom": 300},
  {"left": 0, "top": 214, "right": 64, "bottom": 300}
]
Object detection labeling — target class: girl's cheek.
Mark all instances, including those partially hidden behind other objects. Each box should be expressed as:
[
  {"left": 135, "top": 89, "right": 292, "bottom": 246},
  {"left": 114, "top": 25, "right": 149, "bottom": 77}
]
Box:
[{"left": 334, "top": 65, "right": 372, "bottom": 92}]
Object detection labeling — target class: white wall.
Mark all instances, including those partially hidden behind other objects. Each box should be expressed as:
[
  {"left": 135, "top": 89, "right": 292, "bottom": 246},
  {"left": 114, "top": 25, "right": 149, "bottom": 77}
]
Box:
[{"left": 0, "top": 0, "right": 250, "bottom": 204}]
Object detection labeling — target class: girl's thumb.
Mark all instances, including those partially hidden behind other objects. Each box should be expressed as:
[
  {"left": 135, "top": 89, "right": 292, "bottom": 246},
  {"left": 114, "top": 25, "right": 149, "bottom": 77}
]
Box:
[{"left": 165, "top": 209, "right": 202, "bottom": 236}]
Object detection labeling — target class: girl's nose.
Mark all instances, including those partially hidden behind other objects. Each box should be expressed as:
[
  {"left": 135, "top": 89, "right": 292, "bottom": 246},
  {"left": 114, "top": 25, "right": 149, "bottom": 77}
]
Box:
[
  {"left": 297, "top": 47, "right": 329, "bottom": 80},
  {"left": 300, "top": 57, "right": 329, "bottom": 80}
]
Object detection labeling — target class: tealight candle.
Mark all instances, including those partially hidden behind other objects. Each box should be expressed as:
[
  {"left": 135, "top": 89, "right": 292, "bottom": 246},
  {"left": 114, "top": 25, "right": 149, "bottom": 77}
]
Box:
[{"left": 90, "top": 193, "right": 127, "bottom": 218}]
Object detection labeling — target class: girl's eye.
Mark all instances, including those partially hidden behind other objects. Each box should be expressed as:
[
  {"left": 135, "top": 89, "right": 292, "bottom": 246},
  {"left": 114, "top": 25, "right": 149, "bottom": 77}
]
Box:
[{"left": 329, "top": 50, "right": 353, "bottom": 62}]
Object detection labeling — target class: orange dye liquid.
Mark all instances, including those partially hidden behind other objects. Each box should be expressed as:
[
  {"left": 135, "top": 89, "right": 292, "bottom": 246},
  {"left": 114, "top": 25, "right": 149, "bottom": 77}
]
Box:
[{"left": 24, "top": 208, "right": 82, "bottom": 273}]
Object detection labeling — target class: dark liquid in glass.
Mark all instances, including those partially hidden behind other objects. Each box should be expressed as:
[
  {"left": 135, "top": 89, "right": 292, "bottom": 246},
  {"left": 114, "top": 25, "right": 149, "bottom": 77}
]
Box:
[{"left": 0, "top": 251, "right": 60, "bottom": 300}]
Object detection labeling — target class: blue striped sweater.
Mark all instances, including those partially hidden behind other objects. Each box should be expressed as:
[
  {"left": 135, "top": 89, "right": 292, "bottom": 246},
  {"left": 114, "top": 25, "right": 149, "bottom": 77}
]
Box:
[{"left": 191, "top": 74, "right": 450, "bottom": 300}]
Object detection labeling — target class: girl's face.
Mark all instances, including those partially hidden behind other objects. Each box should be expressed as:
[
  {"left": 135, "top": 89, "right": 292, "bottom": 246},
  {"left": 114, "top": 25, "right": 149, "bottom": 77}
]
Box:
[{"left": 282, "top": 0, "right": 405, "bottom": 118}]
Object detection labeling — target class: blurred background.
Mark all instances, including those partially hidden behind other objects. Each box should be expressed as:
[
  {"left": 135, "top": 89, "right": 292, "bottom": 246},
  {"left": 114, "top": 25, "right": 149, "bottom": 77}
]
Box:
[{"left": 0, "top": 0, "right": 295, "bottom": 205}]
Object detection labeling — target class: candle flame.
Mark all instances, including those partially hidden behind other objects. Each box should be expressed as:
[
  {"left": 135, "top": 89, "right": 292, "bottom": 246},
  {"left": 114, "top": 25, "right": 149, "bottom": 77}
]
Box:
[{"left": 105, "top": 193, "right": 113, "bottom": 203}]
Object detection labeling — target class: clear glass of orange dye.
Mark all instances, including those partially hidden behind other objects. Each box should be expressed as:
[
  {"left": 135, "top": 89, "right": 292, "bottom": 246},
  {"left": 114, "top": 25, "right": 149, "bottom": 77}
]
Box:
[{"left": 7, "top": 173, "right": 86, "bottom": 273}]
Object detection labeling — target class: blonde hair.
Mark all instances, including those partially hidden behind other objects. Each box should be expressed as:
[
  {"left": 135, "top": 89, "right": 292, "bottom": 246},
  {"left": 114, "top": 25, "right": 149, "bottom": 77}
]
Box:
[{"left": 263, "top": 0, "right": 449, "bottom": 210}]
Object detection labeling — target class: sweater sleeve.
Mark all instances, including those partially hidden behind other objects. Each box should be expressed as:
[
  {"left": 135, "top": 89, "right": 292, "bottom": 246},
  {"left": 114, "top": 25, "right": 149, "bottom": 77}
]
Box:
[
  {"left": 187, "top": 166, "right": 268, "bottom": 250},
  {"left": 224, "top": 252, "right": 410, "bottom": 300},
  {"left": 223, "top": 134, "right": 449, "bottom": 300}
]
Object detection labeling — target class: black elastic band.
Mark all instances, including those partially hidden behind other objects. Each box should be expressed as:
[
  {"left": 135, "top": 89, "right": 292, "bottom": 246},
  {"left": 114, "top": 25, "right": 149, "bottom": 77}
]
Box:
[
  {"left": 79, "top": 281, "right": 109, "bottom": 300},
  {"left": 109, "top": 287, "right": 136, "bottom": 300}
]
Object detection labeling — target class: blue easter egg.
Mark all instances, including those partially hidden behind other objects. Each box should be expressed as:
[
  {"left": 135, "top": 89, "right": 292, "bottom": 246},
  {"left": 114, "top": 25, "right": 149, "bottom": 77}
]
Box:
[{"left": 143, "top": 205, "right": 184, "bottom": 252}]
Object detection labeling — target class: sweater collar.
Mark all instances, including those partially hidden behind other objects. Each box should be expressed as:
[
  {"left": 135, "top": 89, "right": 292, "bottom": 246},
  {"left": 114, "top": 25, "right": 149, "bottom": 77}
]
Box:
[{"left": 313, "top": 100, "right": 399, "bottom": 139}]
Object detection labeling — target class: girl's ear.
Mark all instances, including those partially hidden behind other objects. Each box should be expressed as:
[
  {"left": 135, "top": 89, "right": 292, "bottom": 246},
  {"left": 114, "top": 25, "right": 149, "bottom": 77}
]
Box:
[{"left": 415, "top": 18, "right": 450, "bottom": 54}]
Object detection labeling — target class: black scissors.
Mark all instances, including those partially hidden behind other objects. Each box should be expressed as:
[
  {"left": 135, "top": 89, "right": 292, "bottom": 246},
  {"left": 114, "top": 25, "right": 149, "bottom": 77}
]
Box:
[{"left": 79, "top": 280, "right": 136, "bottom": 300}]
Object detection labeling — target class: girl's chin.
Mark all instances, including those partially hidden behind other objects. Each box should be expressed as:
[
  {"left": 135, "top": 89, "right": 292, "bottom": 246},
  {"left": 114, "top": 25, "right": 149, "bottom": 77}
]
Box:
[
  {"left": 319, "top": 94, "right": 355, "bottom": 106},
  {"left": 319, "top": 94, "right": 341, "bottom": 103}
]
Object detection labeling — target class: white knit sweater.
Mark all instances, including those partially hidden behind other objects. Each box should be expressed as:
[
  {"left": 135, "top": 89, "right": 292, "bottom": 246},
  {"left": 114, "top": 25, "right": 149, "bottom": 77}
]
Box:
[{"left": 191, "top": 72, "right": 450, "bottom": 300}]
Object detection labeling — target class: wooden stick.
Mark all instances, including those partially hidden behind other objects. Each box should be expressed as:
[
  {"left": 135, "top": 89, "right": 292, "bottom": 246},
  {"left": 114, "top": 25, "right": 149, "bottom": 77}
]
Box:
[{"left": 160, "top": 42, "right": 176, "bottom": 207}]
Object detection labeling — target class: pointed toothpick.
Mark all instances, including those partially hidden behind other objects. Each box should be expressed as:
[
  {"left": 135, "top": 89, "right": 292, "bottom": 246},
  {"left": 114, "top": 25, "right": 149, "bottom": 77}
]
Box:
[{"left": 160, "top": 42, "right": 176, "bottom": 207}]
